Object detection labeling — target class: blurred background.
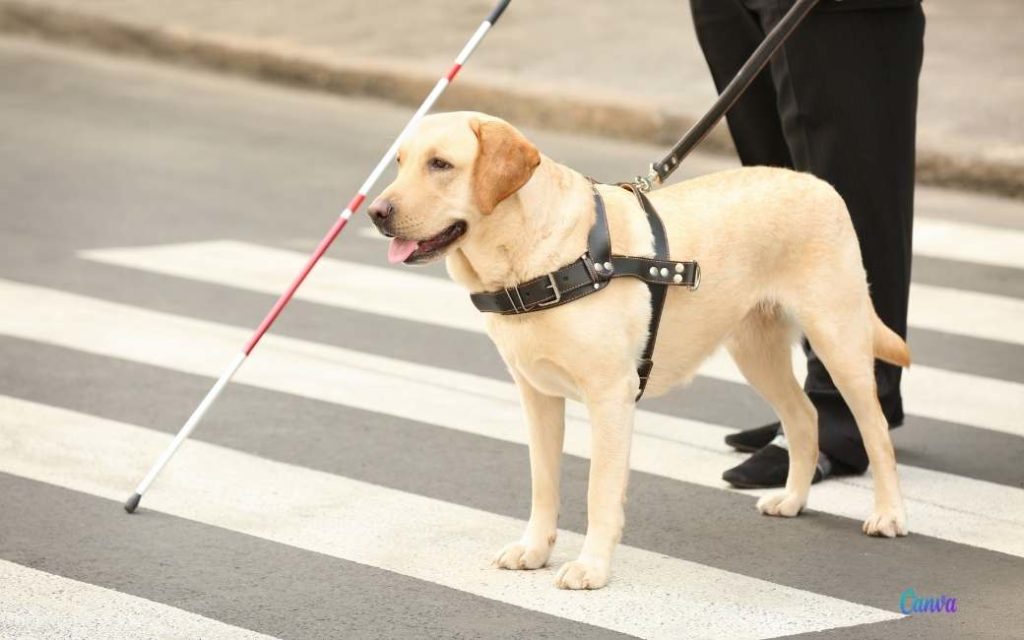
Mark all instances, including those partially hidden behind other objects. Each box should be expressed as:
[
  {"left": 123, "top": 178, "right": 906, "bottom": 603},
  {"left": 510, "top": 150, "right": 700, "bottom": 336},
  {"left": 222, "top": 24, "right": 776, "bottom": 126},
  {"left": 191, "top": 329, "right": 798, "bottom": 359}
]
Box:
[{"left": 2, "top": 0, "right": 1022, "bottom": 195}]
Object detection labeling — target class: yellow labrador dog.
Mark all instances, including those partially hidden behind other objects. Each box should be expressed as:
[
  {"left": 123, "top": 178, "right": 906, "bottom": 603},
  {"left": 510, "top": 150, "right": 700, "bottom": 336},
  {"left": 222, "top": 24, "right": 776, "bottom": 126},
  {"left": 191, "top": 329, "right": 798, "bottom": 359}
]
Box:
[{"left": 369, "top": 111, "right": 910, "bottom": 590}]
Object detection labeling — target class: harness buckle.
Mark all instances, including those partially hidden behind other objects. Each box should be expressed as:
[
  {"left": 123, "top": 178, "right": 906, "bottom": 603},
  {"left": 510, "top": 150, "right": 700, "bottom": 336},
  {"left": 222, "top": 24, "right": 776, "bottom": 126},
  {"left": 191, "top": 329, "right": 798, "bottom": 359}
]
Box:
[
  {"left": 536, "top": 273, "right": 563, "bottom": 307},
  {"left": 690, "top": 262, "right": 701, "bottom": 291},
  {"left": 504, "top": 285, "right": 527, "bottom": 313}
]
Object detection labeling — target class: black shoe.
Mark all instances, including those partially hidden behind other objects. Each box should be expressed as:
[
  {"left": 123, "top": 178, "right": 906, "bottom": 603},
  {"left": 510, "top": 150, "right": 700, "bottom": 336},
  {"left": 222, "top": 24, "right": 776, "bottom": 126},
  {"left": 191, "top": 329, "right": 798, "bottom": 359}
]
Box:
[
  {"left": 722, "top": 444, "right": 825, "bottom": 489},
  {"left": 724, "top": 423, "right": 780, "bottom": 453}
]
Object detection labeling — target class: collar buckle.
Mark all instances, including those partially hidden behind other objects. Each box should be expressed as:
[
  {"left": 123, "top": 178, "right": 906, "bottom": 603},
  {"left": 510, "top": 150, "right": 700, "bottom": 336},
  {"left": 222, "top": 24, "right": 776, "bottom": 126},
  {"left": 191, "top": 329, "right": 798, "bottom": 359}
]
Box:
[
  {"left": 505, "top": 273, "right": 562, "bottom": 313},
  {"left": 536, "top": 273, "right": 563, "bottom": 307}
]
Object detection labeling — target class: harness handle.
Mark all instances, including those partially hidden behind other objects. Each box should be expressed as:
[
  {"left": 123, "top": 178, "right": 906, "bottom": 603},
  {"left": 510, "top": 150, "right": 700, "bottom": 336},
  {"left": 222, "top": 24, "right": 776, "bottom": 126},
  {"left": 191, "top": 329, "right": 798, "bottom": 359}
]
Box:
[{"left": 634, "top": 0, "right": 821, "bottom": 191}]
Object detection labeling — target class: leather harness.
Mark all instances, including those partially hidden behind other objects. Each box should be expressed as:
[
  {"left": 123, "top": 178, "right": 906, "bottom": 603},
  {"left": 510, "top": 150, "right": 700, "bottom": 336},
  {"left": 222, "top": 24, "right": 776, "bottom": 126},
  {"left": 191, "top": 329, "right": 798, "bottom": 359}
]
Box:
[{"left": 469, "top": 184, "right": 701, "bottom": 401}]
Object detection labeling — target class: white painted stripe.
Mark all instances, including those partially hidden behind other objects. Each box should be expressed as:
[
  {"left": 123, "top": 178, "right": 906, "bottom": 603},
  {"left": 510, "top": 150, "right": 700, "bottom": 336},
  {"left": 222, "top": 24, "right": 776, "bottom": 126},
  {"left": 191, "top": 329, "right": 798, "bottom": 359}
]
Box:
[
  {"left": 0, "top": 396, "right": 899, "bottom": 639},
  {"left": 0, "top": 559, "right": 278, "bottom": 640},
  {"left": 80, "top": 241, "right": 1024, "bottom": 435},
  {"left": 82, "top": 240, "right": 482, "bottom": 333},
  {"left": 1, "top": 279, "right": 1022, "bottom": 558},
  {"left": 907, "top": 283, "right": 1024, "bottom": 347},
  {"left": 87, "top": 238, "right": 1024, "bottom": 344},
  {"left": 914, "top": 218, "right": 1024, "bottom": 270},
  {"left": 356, "top": 226, "right": 398, "bottom": 241},
  {"left": 699, "top": 346, "right": 1024, "bottom": 438}
]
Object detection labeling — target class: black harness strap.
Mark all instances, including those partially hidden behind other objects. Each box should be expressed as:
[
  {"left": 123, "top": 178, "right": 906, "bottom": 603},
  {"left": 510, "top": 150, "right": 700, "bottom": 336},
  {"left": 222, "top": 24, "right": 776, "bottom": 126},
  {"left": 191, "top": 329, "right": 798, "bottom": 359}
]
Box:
[
  {"left": 469, "top": 185, "right": 700, "bottom": 401},
  {"left": 620, "top": 183, "right": 670, "bottom": 400}
]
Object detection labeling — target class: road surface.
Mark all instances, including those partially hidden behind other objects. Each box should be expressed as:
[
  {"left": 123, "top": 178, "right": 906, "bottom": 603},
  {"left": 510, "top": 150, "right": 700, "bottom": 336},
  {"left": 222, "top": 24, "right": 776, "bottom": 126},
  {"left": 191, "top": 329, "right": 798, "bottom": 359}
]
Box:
[{"left": 1, "top": 36, "right": 1022, "bottom": 639}]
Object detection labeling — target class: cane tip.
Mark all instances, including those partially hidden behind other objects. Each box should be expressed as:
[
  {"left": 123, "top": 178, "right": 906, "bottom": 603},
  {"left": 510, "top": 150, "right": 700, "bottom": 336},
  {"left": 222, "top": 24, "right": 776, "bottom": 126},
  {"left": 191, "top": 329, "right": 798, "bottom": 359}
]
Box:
[{"left": 124, "top": 493, "right": 142, "bottom": 514}]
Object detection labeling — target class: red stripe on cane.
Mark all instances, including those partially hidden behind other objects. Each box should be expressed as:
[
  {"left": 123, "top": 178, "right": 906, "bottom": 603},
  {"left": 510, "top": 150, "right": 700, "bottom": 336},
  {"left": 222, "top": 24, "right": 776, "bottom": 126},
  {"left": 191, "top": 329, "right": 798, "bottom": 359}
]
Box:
[
  {"left": 446, "top": 64, "right": 463, "bottom": 81},
  {"left": 347, "top": 193, "right": 367, "bottom": 212},
  {"left": 242, "top": 214, "right": 351, "bottom": 355}
]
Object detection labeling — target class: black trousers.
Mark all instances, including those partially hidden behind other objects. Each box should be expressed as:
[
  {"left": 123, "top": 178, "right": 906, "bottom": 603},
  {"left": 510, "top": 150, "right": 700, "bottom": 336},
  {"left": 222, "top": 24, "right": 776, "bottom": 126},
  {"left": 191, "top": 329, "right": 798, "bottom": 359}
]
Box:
[{"left": 689, "top": 0, "right": 925, "bottom": 470}]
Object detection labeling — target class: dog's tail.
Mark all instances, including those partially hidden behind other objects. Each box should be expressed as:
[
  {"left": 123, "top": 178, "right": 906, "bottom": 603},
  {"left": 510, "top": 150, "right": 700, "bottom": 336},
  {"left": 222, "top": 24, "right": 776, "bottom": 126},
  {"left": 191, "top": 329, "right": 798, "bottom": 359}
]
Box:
[{"left": 872, "top": 312, "right": 911, "bottom": 368}]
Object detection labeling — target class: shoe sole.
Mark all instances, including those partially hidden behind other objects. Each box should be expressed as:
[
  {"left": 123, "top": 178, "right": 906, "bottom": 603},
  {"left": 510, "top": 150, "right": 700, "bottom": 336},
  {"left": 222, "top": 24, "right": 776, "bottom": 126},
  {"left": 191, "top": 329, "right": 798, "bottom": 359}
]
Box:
[
  {"left": 723, "top": 478, "right": 785, "bottom": 489},
  {"left": 725, "top": 473, "right": 825, "bottom": 490},
  {"left": 726, "top": 442, "right": 762, "bottom": 454}
]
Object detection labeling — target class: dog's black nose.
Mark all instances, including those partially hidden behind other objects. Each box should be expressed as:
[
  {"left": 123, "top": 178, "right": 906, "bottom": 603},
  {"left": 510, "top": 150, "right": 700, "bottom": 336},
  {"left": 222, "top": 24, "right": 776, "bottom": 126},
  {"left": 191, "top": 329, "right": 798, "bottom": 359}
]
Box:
[{"left": 368, "top": 199, "right": 395, "bottom": 225}]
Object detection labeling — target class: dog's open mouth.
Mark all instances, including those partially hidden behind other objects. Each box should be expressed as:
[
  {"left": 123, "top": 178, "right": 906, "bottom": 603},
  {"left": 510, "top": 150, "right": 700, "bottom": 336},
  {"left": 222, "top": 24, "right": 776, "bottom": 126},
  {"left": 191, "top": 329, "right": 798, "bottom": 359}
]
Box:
[{"left": 386, "top": 221, "right": 467, "bottom": 265}]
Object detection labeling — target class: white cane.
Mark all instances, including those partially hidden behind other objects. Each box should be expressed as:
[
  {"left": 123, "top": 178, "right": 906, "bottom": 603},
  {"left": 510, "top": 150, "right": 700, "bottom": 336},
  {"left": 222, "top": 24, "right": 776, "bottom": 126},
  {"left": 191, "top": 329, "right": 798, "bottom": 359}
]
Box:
[{"left": 125, "top": 0, "right": 514, "bottom": 513}]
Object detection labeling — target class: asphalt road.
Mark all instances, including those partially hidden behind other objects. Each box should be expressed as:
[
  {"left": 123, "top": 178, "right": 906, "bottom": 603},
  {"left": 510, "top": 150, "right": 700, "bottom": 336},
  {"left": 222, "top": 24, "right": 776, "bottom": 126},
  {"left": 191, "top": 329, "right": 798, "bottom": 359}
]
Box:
[{"left": 0, "top": 36, "right": 1022, "bottom": 640}]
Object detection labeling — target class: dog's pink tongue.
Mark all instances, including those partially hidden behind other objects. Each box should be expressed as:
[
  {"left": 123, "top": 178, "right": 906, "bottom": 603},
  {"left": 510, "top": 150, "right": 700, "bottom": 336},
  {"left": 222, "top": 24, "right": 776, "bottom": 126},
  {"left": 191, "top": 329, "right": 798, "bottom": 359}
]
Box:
[{"left": 387, "top": 238, "right": 420, "bottom": 264}]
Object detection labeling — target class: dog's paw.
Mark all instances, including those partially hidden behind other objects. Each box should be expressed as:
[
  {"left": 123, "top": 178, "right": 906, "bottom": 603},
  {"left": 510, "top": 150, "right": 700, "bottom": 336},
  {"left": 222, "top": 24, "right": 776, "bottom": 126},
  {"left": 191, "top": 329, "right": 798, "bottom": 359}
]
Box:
[
  {"left": 863, "top": 508, "right": 908, "bottom": 538},
  {"left": 756, "top": 491, "right": 806, "bottom": 517},
  {"left": 554, "top": 558, "right": 609, "bottom": 590},
  {"left": 493, "top": 541, "right": 551, "bottom": 570}
]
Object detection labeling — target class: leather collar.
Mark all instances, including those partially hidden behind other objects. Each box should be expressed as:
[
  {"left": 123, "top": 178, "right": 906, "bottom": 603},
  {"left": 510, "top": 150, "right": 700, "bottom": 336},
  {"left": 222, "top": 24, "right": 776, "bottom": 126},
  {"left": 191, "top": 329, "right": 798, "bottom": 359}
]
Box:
[
  {"left": 470, "top": 188, "right": 699, "bottom": 313},
  {"left": 468, "top": 185, "right": 700, "bottom": 399}
]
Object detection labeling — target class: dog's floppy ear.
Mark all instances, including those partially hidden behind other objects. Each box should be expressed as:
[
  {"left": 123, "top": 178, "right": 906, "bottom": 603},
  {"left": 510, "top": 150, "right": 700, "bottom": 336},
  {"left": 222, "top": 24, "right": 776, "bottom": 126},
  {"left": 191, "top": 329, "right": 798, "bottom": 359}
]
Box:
[{"left": 469, "top": 118, "right": 541, "bottom": 214}]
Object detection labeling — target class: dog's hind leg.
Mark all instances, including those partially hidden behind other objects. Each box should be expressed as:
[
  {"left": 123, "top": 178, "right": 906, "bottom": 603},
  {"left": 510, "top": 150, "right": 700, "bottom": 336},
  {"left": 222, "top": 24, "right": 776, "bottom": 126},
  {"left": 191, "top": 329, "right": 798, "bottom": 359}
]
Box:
[
  {"left": 726, "top": 305, "right": 818, "bottom": 517},
  {"left": 494, "top": 374, "right": 565, "bottom": 570},
  {"left": 796, "top": 299, "right": 908, "bottom": 538}
]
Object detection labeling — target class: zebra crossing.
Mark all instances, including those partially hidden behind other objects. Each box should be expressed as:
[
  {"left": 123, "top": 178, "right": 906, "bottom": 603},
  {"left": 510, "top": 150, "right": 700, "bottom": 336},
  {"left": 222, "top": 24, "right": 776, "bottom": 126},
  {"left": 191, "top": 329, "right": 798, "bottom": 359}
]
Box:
[
  {"left": 1, "top": 35, "right": 1023, "bottom": 640},
  {"left": 2, "top": 275, "right": 1023, "bottom": 559},
  {"left": 80, "top": 235, "right": 1024, "bottom": 435},
  {"left": 2, "top": 208, "right": 1023, "bottom": 638},
  {"left": 1, "top": 398, "right": 902, "bottom": 639},
  {"left": 0, "top": 559, "right": 277, "bottom": 640}
]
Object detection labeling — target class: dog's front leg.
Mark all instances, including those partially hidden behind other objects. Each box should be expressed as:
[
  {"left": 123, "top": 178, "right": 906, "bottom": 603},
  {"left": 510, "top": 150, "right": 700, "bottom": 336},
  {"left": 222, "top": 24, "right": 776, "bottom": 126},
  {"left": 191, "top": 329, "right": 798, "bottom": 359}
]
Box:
[
  {"left": 555, "top": 379, "right": 635, "bottom": 590},
  {"left": 494, "top": 374, "right": 565, "bottom": 570}
]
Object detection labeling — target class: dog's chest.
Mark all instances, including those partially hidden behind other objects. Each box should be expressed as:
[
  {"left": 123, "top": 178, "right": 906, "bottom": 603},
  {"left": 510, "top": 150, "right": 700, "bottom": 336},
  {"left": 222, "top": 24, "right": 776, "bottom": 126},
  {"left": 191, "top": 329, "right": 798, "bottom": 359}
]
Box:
[
  {"left": 515, "top": 358, "right": 582, "bottom": 400},
  {"left": 486, "top": 318, "right": 585, "bottom": 401}
]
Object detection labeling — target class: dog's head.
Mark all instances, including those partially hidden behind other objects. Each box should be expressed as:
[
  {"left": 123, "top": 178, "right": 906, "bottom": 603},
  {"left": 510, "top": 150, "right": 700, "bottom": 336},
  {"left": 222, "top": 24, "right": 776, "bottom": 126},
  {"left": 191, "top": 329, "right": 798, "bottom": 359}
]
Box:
[{"left": 369, "top": 112, "right": 541, "bottom": 265}]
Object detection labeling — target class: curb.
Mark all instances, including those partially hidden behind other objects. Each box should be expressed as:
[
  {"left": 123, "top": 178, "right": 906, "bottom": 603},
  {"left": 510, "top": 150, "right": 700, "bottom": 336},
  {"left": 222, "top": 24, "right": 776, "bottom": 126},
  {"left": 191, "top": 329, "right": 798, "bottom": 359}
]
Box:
[{"left": 1, "top": 1, "right": 1020, "bottom": 200}]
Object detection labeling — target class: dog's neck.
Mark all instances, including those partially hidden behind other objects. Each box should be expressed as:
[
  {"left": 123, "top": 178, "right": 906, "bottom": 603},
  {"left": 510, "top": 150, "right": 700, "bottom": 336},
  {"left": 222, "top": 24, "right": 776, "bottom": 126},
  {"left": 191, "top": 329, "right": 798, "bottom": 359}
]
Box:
[{"left": 447, "top": 157, "right": 594, "bottom": 292}]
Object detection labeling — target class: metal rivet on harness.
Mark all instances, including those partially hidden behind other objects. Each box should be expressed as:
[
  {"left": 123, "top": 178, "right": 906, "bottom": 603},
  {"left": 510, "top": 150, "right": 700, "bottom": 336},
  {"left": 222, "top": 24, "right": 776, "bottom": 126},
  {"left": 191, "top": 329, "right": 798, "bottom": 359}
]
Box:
[
  {"left": 660, "top": 267, "right": 669, "bottom": 277},
  {"left": 604, "top": 261, "right": 613, "bottom": 271},
  {"left": 673, "top": 274, "right": 683, "bottom": 284},
  {"left": 675, "top": 263, "right": 684, "bottom": 273},
  {"left": 648, "top": 267, "right": 658, "bottom": 276},
  {"left": 595, "top": 263, "right": 604, "bottom": 272}
]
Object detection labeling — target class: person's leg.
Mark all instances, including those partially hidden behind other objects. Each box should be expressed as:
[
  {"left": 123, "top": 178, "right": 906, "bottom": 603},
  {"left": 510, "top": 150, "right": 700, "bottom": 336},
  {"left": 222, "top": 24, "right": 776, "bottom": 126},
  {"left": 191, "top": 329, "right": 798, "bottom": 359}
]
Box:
[
  {"left": 690, "top": 0, "right": 796, "bottom": 458},
  {"left": 688, "top": 0, "right": 794, "bottom": 168},
  {"left": 760, "top": 0, "right": 925, "bottom": 471}
]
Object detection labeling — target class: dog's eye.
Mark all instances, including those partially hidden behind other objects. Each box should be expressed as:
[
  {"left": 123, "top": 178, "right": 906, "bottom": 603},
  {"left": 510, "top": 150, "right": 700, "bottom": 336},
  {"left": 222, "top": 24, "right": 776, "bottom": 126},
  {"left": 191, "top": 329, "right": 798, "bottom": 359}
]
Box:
[{"left": 428, "top": 157, "right": 453, "bottom": 171}]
